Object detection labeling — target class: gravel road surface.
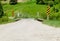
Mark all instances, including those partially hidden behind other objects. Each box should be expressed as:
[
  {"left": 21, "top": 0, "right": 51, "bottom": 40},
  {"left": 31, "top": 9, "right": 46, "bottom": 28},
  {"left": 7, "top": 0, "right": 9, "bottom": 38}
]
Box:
[{"left": 0, "top": 19, "right": 60, "bottom": 41}]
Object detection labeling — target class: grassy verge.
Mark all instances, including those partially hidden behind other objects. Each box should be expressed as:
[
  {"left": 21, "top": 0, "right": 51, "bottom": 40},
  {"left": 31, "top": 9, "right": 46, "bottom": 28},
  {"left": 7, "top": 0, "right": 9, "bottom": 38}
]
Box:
[
  {"left": 0, "top": 18, "right": 15, "bottom": 24},
  {"left": 0, "top": 16, "right": 15, "bottom": 24},
  {"left": 43, "top": 20, "right": 60, "bottom": 27}
]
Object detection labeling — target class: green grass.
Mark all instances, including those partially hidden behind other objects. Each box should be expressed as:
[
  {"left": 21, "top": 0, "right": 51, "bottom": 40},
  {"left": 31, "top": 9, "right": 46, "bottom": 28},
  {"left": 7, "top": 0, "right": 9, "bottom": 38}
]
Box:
[
  {"left": 43, "top": 20, "right": 60, "bottom": 27},
  {"left": 0, "top": 18, "right": 15, "bottom": 24},
  {"left": 0, "top": 15, "right": 15, "bottom": 24}
]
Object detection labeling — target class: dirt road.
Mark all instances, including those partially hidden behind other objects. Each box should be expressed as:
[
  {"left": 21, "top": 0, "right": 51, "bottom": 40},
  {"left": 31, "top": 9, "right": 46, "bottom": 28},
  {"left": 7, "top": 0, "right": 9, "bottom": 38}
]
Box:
[{"left": 0, "top": 19, "right": 60, "bottom": 41}]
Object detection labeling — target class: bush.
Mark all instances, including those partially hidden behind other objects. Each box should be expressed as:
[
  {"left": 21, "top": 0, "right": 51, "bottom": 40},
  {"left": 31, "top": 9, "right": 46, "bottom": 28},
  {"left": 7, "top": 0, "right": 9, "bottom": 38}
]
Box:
[{"left": 9, "top": 0, "right": 17, "bottom": 5}]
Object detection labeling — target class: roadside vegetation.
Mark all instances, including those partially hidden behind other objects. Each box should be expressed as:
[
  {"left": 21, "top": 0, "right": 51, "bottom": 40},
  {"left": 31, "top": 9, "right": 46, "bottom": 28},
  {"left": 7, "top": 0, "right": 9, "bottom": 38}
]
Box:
[
  {"left": 43, "top": 20, "right": 60, "bottom": 27},
  {"left": 0, "top": 0, "right": 60, "bottom": 27}
]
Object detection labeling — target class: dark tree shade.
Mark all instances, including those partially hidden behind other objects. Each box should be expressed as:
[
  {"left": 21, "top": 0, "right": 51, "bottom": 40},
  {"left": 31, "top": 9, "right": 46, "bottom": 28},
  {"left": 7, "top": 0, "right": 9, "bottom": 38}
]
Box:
[
  {"left": 36, "top": 0, "right": 45, "bottom": 4},
  {"left": 36, "top": 0, "right": 40, "bottom": 4},
  {"left": 10, "top": 0, "right": 17, "bottom": 5},
  {"left": 52, "top": 0, "right": 55, "bottom": 1},
  {"left": 0, "top": 2, "right": 4, "bottom": 18}
]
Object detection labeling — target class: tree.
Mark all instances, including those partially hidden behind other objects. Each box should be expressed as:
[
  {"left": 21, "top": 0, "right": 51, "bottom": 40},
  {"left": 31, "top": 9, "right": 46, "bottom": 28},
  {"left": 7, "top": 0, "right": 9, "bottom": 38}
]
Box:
[
  {"left": 36, "top": 0, "right": 60, "bottom": 5},
  {"left": 52, "top": 0, "right": 55, "bottom": 1},
  {"left": 36, "top": 0, "right": 40, "bottom": 4},
  {"left": 36, "top": 0, "right": 45, "bottom": 4},
  {"left": 0, "top": 1, "right": 4, "bottom": 18},
  {"left": 10, "top": 0, "right": 17, "bottom": 5}
]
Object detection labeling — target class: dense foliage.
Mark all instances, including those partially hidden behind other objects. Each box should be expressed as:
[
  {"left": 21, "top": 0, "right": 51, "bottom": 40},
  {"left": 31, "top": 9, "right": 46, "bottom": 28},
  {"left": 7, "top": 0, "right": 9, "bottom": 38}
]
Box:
[
  {"left": 9, "top": 0, "right": 17, "bottom": 5},
  {"left": 36, "top": 0, "right": 60, "bottom": 6},
  {"left": 0, "top": 1, "right": 4, "bottom": 18}
]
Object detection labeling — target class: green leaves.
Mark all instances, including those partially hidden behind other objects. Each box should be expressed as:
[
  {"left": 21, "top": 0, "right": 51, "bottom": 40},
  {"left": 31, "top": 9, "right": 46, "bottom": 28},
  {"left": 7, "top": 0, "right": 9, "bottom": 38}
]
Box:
[{"left": 0, "top": 1, "right": 4, "bottom": 18}]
